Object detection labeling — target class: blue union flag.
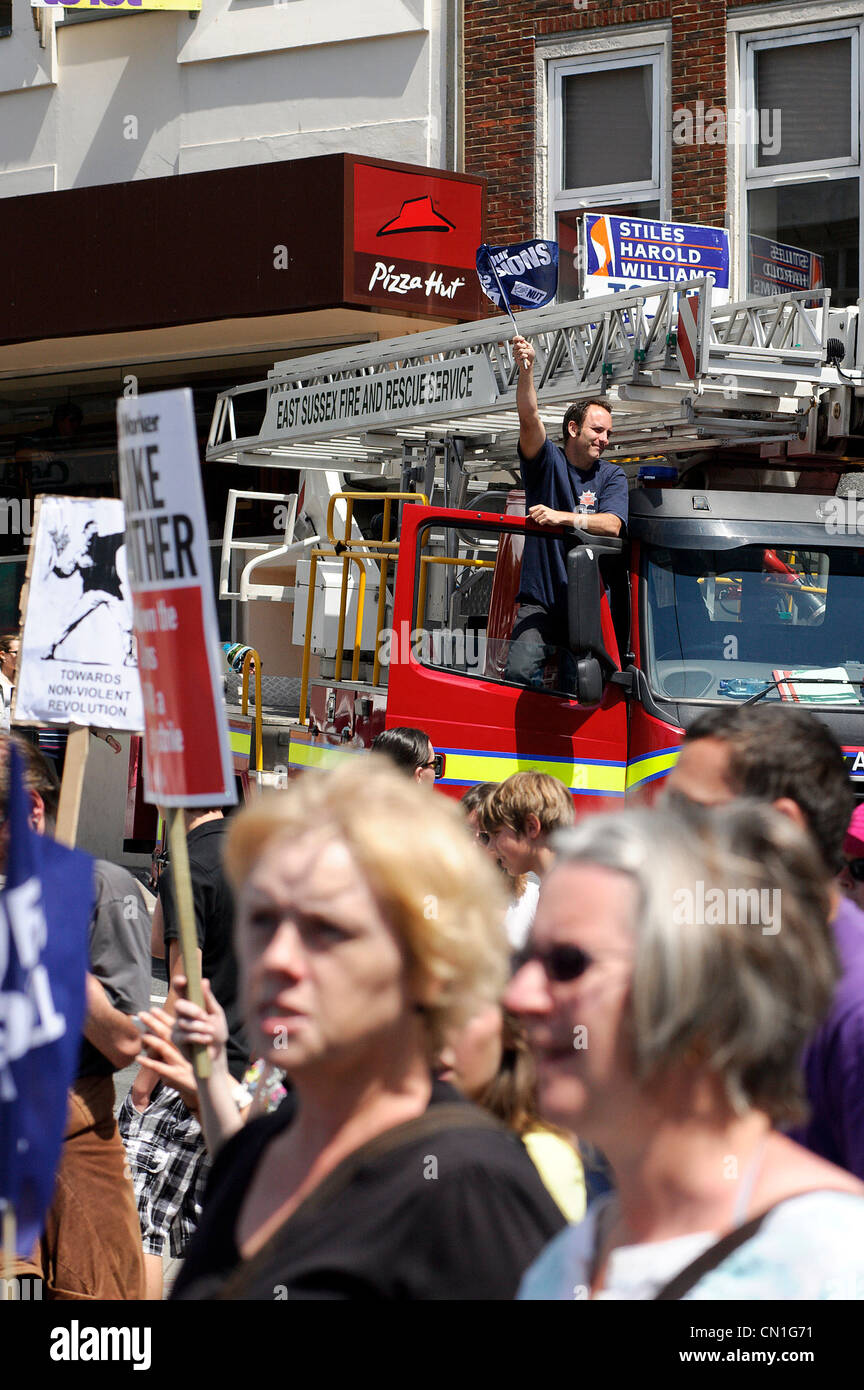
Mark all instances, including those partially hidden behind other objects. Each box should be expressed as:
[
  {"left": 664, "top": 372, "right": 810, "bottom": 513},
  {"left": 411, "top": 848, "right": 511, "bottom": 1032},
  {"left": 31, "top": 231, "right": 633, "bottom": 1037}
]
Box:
[
  {"left": 0, "top": 746, "right": 92, "bottom": 1255},
  {"left": 476, "top": 239, "right": 559, "bottom": 312}
]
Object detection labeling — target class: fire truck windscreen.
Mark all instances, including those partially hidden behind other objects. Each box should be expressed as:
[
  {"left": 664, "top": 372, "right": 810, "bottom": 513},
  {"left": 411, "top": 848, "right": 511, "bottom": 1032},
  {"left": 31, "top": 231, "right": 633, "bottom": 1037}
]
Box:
[{"left": 643, "top": 543, "right": 864, "bottom": 706}]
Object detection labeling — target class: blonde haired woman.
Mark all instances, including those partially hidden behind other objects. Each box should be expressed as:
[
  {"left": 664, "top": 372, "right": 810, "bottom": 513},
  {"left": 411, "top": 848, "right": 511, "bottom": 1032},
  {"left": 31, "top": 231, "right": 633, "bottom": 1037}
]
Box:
[{"left": 172, "top": 759, "right": 564, "bottom": 1300}]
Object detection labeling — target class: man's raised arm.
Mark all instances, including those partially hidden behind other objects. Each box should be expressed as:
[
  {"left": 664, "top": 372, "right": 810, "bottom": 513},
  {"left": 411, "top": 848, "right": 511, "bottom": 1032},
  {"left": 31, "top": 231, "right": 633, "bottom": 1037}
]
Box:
[{"left": 514, "top": 335, "right": 546, "bottom": 461}]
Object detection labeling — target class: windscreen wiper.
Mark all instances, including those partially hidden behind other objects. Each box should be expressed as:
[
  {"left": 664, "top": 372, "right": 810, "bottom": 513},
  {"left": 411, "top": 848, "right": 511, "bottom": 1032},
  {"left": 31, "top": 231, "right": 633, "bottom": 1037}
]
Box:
[{"left": 742, "top": 676, "right": 862, "bottom": 707}]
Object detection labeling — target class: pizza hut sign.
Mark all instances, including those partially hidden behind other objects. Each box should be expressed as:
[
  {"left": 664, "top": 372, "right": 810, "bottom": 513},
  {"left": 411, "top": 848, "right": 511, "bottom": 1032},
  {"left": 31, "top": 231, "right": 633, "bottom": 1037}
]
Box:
[
  {"left": 350, "top": 159, "right": 484, "bottom": 320},
  {"left": 367, "top": 258, "right": 466, "bottom": 303}
]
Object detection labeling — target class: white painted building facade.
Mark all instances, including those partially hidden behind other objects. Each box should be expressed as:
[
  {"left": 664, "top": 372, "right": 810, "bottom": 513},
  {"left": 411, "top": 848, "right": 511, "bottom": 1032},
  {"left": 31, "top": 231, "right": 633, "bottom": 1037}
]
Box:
[
  {"left": 0, "top": 0, "right": 459, "bottom": 198},
  {"left": 0, "top": 0, "right": 480, "bottom": 865}
]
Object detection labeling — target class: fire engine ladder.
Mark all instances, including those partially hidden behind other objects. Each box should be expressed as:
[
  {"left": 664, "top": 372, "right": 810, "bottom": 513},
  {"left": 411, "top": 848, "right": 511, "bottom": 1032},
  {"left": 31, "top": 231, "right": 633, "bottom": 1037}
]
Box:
[{"left": 206, "top": 277, "right": 831, "bottom": 472}]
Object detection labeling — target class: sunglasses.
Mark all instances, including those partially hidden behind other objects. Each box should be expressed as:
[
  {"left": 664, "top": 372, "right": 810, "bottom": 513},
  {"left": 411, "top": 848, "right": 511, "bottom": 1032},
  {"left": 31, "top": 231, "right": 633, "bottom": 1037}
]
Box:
[
  {"left": 422, "top": 754, "right": 445, "bottom": 779},
  {"left": 511, "top": 943, "right": 593, "bottom": 983},
  {"left": 845, "top": 858, "right": 864, "bottom": 883}
]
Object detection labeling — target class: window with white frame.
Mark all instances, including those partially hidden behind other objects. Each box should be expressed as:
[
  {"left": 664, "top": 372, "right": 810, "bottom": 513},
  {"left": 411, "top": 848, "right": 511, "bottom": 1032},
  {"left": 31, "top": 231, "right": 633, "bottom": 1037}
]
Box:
[
  {"left": 548, "top": 49, "right": 665, "bottom": 301},
  {"left": 742, "top": 25, "right": 860, "bottom": 307}
]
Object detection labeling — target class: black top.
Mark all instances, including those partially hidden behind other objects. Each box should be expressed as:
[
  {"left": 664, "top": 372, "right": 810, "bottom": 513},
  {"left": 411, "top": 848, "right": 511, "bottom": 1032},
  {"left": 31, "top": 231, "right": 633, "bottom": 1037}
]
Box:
[
  {"left": 172, "top": 1082, "right": 565, "bottom": 1300},
  {"left": 160, "top": 819, "right": 249, "bottom": 1080},
  {"left": 518, "top": 436, "right": 629, "bottom": 612}
]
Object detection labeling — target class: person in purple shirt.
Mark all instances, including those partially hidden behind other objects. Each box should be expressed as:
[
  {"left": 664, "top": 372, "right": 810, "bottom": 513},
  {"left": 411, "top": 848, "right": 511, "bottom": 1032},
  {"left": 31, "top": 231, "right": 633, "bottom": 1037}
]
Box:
[
  {"left": 506, "top": 334, "right": 628, "bottom": 689},
  {"left": 665, "top": 703, "right": 864, "bottom": 1180},
  {"left": 838, "top": 802, "right": 864, "bottom": 912}
]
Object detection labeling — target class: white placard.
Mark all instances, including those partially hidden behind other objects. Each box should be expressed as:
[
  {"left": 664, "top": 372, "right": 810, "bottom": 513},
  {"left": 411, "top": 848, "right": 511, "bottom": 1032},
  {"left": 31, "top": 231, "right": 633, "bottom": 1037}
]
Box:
[
  {"left": 117, "top": 388, "right": 235, "bottom": 807},
  {"left": 13, "top": 496, "right": 144, "bottom": 732}
]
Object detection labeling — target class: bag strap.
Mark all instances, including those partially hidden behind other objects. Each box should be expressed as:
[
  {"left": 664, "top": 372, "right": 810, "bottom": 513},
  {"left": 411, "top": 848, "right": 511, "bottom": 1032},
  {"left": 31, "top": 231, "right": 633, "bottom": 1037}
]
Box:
[
  {"left": 218, "top": 1103, "right": 506, "bottom": 1300},
  {"left": 654, "top": 1188, "right": 849, "bottom": 1301},
  {"left": 652, "top": 1210, "right": 772, "bottom": 1301}
]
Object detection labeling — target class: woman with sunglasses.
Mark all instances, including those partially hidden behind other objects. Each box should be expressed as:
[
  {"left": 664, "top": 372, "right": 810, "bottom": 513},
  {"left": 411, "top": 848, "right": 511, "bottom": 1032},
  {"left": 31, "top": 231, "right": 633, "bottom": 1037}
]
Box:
[
  {"left": 171, "top": 759, "right": 564, "bottom": 1300},
  {"left": 509, "top": 803, "right": 864, "bottom": 1300},
  {"left": 370, "top": 725, "right": 440, "bottom": 785}
]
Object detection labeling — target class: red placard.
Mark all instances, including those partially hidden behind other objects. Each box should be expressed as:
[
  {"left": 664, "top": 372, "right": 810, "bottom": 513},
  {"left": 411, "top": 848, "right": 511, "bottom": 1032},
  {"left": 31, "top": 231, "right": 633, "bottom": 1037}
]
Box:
[{"left": 132, "top": 585, "right": 223, "bottom": 801}]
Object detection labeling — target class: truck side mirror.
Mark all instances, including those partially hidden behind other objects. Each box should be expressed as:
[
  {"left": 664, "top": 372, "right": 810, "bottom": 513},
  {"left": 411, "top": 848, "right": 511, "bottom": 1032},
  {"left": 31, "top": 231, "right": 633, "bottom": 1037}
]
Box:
[
  {"left": 574, "top": 656, "right": 604, "bottom": 706},
  {"left": 566, "top": 541, "right": 618, "bottom": 704}
]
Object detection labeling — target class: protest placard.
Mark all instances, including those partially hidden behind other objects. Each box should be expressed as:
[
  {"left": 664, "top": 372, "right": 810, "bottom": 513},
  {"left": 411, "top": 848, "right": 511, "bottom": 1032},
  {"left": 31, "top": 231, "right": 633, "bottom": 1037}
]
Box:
[
  {"left": 12, "top": 496, "right": 144, "bottom": 734},
  {"left": 116, "top": 388, "right": 235, "bottom": 809},
  {"left": 117, "top": 388, "right": 235, "bottom": 1080}
]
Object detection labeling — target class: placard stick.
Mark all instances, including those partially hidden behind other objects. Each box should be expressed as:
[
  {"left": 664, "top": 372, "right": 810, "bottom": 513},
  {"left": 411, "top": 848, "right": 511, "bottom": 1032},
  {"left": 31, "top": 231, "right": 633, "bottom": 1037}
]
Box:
[
  {"left": 55, "top": 725, "right": 90, "bottom": 848},
  {"left": 166, "top": 806, "right": 211, "bottom": 1080},
  {"left": 1, "top": 1201, "right": 16, "bottom": 1300}
]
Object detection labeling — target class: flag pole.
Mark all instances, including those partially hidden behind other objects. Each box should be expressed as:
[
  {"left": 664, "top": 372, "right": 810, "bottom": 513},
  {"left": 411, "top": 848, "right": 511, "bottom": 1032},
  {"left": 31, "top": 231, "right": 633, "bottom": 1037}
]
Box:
[{"left": 483, "top": 245, "right": 520, "bottom": 336}]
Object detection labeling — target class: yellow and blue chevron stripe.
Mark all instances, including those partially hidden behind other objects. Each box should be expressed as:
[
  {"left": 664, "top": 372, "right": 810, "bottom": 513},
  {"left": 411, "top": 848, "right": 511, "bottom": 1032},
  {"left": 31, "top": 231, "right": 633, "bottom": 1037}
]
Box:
[
  {"left": 287, "top": 735, "right": 359, "bottom": 773},
  {"left": 625, "top": 746, "right": 681, "bottom": 792},
  {"left": 289, "top": 733, "right": 864, "bottom": 794},
  {"left": 435, "top": 746, "right": 625, "bottom": 797},
  {"left": 228, "top": 717, "right": 253, "bottom": 771}
]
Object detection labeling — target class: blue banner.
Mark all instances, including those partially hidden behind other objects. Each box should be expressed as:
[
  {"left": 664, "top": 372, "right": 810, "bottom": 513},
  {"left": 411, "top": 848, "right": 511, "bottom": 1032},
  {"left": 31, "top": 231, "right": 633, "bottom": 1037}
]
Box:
[
  {"left": 0, "top": 746, "right": 93, "bottom": 1256},
  {"left": 583, "top": 214, "right": 730, "bottom": 299},
  {"left": 476, "top": 240, "right": 559, "bottom": 312}
]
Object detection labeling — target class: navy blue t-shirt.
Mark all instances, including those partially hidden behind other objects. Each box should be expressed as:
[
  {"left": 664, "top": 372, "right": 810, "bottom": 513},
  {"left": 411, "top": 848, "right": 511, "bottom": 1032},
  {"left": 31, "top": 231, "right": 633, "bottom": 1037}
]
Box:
[{"left": 517, "top": 435, "right": 628, "bottom": 611}]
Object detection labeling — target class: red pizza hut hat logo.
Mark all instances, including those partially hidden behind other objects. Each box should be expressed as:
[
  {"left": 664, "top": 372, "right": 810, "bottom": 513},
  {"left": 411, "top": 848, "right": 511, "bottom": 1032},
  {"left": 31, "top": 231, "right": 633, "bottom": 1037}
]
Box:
[{"left": 377, "top": 195, "right": 455, "bottom": 237}]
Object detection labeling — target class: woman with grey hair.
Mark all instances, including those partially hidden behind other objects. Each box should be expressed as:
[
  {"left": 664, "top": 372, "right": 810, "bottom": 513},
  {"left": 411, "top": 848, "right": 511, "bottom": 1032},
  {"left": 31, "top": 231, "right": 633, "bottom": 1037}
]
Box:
[{"left": 510, "top": 803, "right": 864, "bottom": 1300}]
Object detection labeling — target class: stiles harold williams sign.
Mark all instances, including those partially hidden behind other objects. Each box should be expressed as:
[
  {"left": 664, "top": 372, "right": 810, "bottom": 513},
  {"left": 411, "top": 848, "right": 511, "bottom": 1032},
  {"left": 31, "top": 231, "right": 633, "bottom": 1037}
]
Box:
[{"left": 350, "top": 159, "right": 484, "bottom": 319}]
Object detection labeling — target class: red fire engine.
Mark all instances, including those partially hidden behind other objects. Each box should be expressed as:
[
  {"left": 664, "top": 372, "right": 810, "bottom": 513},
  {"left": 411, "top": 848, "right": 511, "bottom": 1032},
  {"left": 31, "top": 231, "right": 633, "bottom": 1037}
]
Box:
[{"left": 209, "top": 277, "right": 864, "bottom": 807}]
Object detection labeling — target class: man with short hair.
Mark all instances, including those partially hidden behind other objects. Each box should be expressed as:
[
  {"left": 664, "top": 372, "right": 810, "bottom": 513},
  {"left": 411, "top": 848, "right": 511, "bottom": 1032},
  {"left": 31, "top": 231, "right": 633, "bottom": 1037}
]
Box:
[
  {"left": 665, "top": 703, "right": 864, "bottom": 1180},
  {"left": 479, "top": 771, "right": 575, "bottom": 881},
  {"left": 506, "top": 334, "right": 628, "bottom": 688},
  {"left": 1, "top": 733, "right": 149, "bottom": 1299}
]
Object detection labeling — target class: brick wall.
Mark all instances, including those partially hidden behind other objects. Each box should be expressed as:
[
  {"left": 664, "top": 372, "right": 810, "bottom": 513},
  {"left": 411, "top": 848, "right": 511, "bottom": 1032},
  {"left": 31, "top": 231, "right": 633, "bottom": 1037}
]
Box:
[{"left": 464, "top": 0, "right": 769, "bottom": 241}]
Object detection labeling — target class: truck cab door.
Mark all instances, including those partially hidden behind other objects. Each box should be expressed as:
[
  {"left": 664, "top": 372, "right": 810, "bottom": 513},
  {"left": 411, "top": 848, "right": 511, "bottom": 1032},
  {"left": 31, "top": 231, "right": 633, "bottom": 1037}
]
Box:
[{"left": 386, "top": 506, "right": 629, "bottom": 811}]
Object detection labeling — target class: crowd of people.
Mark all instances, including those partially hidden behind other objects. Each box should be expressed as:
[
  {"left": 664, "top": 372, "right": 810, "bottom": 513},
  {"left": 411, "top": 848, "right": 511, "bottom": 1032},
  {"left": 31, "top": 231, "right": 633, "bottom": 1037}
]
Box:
[
  {"left": 6, "top": 691, "right": 864, "bottom": 1301},
  {"left": 5, "top": 354, "right": 864, "bottom": 1302}
]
